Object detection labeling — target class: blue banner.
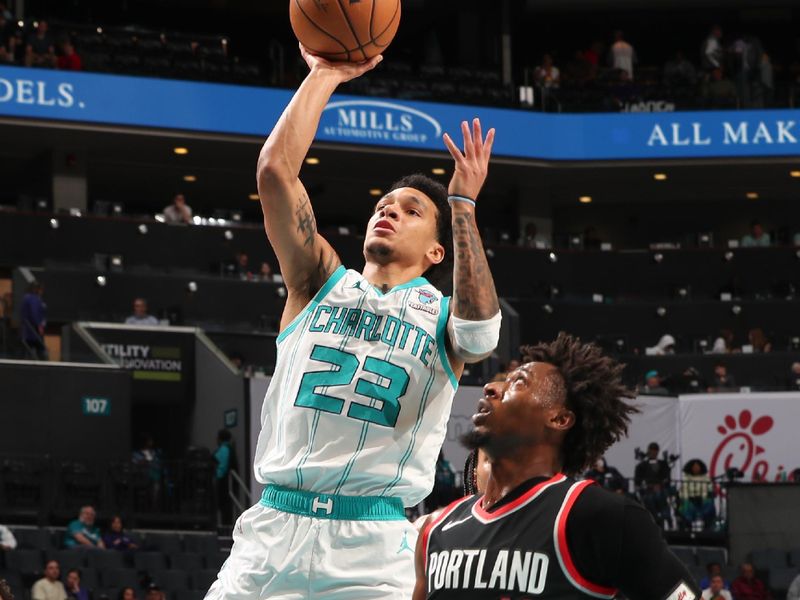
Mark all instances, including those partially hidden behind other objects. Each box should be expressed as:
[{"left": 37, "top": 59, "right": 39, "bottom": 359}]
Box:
[{"left": 1, "top": 65, "right": 798, "bottom": 161}]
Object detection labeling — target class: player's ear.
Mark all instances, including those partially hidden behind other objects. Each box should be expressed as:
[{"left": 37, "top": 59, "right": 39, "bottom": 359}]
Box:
[
  {"left": 426, "top": 241, "right": 445, "bottom": 266},
  {"left": 548, "top": 408, "right": 575, "bottom": 432}
]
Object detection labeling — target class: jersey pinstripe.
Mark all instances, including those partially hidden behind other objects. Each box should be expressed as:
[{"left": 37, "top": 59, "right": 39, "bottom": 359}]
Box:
[{"left": 253, "top": 266, "right": 459, "bottom": 507}]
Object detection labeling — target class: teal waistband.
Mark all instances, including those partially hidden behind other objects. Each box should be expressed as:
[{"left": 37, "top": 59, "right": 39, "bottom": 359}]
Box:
[{"left": 260, "top": 485, "right": 406, "bottom": 521}]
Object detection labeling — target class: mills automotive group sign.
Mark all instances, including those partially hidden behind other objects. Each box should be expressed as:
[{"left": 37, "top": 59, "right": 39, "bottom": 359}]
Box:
[{"left": 0, "top": 64, "right": 798, "bottom": 161}]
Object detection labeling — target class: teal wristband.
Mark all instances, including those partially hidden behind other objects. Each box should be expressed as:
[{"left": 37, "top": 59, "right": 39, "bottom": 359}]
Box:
[{"left": 448, "top": 195, "right": 476, "bottom": 207}]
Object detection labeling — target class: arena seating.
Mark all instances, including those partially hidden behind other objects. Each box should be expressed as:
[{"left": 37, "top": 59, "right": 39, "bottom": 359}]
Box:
[{"left": 1, "top": 527, "right": 226, "bottom": 600}]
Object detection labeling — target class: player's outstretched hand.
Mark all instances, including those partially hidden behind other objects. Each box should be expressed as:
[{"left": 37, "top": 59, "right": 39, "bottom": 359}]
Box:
[
  {"left": 443, "top": 118, "right": 496, "bottom": 203},
  {"left": 300, "top": 43, "right": 382, "bottom": 83}
]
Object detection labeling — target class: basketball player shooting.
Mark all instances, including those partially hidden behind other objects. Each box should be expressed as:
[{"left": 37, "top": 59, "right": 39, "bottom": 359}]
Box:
[
  {"left": 204, "top": 46, "right": 502, "bottom": 599},
  {"left": 416, "top": 334, "right": 702, "bottom": 600}
]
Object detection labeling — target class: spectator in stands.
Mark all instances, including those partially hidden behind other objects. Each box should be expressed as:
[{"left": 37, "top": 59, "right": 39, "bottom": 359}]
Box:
[
  {"left": 0, "top": 13, "right": 16, "bottom": 64},
  {"left": 711, "top": 329, "right": 736, "bottom": 354},
  {"left": 700, "top": 563, "right": 730, "bottom": 591},
  {"left": 709, "top": 363, "right": 737, "bottom": 393},
  {"left": 102, "top": 516, "right": 138, "bottom": 551},
  {"left": 125, "top": 298, "right": 159, "bottom": 326},
  {"left": 64, "top": 506, "right": 105, "bottom": 549},
  {"left": 233, "top": 251, "right": 253, "bottom": 280},
  {"left": 214, "top": 429, "right": 236, "bottom": 526},
  {"left": 647, "top": 334, "right": 676, "bottom": 356},
  {"left": 741, "top": 220, "right": 771, "bottom": 247},
  {"left": 641, "top": 370, "right": 670, "bottom": 396},
  {"left": 258, "top": 261, "right": 274, "bottom": 282},
  {"left": 0, "top": 579, "right": 14, "bottom": 600},
  {"left": 0, "top": 524, "right": 16, "bottom": 550},
  {"left": 703, "top": 574, "right": 733, "bottom": 600},
  {"left": 31, "top": 560, "right": 67, "bottom": 600},
  {"left": 663, "top": 51, "right": 697, "bottom": 86},
  {"left": 64, "top": 570, "right": 88, "bottom": 600},
  {"left": 584, "top": 457, "right": 626, "bottom": 493},
  {"left": 118, "top": 588, "right": 136, "bottom": 600},
  {"left": 702, "top": 25, "right": 724, "bottom": 74},
  {"left": 132, "top": 435, "right": 163, "bottom": 508},
  {"left": 756, "top": 52, "right": 774, "bottom": 107},
  {"left": 703, "top": 67, "right": 738, "bottom": 107},
  {"left": 24, "top": 20, "right": 56, "bottom": 68},
  {"left": 563, "top": 49, "right": 593, "bottom": 84},
  {"left": 534, "top": 53, "right": 560, "bottom": 89},
  {"left": 0, "top": 3, "right": 11, "bottom": 20},
  {"left": 787, "top": 362, "right": 800, "bottom": 391},
  {"left": 144, "top": 585, "right": 162, "bottom": 600},
  {"left": 730, "top": 563, "right": 770, "bottom": 600},
  {"left": 747, "top": 328, "right": 772, "bottom": 353},
  {"left": 679, "top": 459, "right": 715, "bottom": 530},
  {"left": 608, "top": 30, "right": 636, "bottom": 80},
  {"left": 57, "top": 40, "right": 81, "bottom": 71},
  {"left": 163, "top": 193, "right": 192, "bottom": 225},
  {"left": 634, "top": 442, "right": 673, "bottom": 528},
  {"left": 21, "top": 281, "right": 47, "bottom": 360},
  {"left": 787, "top": 573, "right": 800, "bottom": 600},
  {"left": 518, "top": 222, "right": 549, "bottom": 249}
]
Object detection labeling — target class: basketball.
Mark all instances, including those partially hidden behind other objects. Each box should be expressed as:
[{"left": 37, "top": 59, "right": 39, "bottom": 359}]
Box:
[{"left": 290, "top": 0, "right": 401, "bottom": 62}]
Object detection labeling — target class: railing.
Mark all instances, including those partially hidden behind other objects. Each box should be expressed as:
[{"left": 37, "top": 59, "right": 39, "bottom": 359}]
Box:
[{"left": 0, "top": 455, "right": 217, "bottom": 529}]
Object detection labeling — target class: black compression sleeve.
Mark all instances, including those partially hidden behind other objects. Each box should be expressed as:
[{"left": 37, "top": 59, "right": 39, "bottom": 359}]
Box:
[{"left": 567, "top": 486, "right": 702, "bottom": 600}]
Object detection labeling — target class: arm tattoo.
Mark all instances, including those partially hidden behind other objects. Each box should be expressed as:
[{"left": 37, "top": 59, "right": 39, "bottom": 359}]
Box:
[
  {"left": 295, "top": 193, "right": 317, "bottom": 248},
  {"left": 452, "top": 210, "right": 500, "bottom": 320}
]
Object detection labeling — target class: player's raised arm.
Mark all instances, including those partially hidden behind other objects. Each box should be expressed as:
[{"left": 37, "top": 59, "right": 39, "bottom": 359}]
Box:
[
  {"left": 256, "top": 45, "right": 382, "bottom": 327},
  {"left": 442, "top": 119, "right": 502, "bottom": 364}
]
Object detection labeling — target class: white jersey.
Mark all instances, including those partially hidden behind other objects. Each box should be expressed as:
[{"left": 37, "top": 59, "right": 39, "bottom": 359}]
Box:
[{"left": 254, "top": 266, "right": 458, "bottom": 507}]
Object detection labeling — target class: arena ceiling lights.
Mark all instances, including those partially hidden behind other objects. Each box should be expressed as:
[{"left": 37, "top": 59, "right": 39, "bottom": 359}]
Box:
[
  {"left": 173, "top": 147, "right": 189, "bottom": 155},
  {"left": 653, "top": 173, "right": 668, "bottom": 181},
  {"left": 305, "top": 157, "right": 321, "bottom": 165},
  {"left": 790, "top": 171, "right": 800, "bottom": 178},
  {"left": 579, "top": 196, "right": 593, "bottom": 204}
]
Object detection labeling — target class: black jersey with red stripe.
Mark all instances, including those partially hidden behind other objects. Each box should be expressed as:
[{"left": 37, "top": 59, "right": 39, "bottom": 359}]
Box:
[{"left": 422, "top": 474, "right": 617, "bottom": 600}]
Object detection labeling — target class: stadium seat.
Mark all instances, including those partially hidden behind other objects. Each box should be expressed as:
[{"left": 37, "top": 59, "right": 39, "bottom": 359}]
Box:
[
  {"left": 5, "top": 549, "right": 43, "bottom": 576},
  {"left": 79, "top": 568, "right": 99, "bottom": 590},
  {"left": 204, "top": 552, "right": 227, "bottom": 571},
  {"left": 87, "top": 551, "right": 126, "bottom": 570},
  {"left": 144, "top": 533, "right": 183, "bottom": 556},
  {"left": 182, "top": 534, "right": 218, "bottom": 556},
  {"left": 190, "top": 570, "right": 217, "bottom": 592},
  {"left": 11, "top": 528, "right": 50, "bottom": 551},
  {"left": 152, "top": 570, "right": 189, "bottom": 592},
  {"left": 170, "top": 553, "right": 204, "bottom": 572},
  {"left": 671, "top": 547, "right": 696, "bottom": 567},
  {"left": 95, "top": 588, "right": 119, "bottom": 600},
  {"left": 50, "top": 549, "right": 87, "bottom": 572},
  {"left": 100, "top": 568, "right": 140, "bottom": 590},
  {"left": 177, "top": 590, "right": 206, "bottom": 600},
  {"left": 134, "top": 552, "right": 169, "bottom": 573},
  {"left": 750, "top": 548, "right": 788, "bottom": 570},
  {"left": 768, "top": 566, "right": 798, "bottom": 593},
  {"left": 696, "top": 547, "right": 727, "bottom": 567},
  {"left": 790, "top": 547, "right": 800, "bottom": 567}
]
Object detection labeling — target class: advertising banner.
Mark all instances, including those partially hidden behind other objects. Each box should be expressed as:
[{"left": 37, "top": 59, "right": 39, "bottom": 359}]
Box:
[{"left": 1, "top": 65, "right": 798, "bottom": 161}]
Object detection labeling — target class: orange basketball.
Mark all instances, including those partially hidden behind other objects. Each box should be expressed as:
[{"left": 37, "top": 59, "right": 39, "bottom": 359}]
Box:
[{"left": 290, "top": 0, "right": 401, "bottom": 62}]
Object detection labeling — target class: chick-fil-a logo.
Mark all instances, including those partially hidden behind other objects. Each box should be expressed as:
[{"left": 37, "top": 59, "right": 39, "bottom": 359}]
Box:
[{"left": 710, "top": 410, "right": 775, "bottom": 481}]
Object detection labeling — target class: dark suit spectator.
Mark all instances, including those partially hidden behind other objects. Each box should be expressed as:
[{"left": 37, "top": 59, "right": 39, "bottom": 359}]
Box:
[
  {"left": 64, "top": 570, "right": 89, "bottom": 600},
  {"left": 584, "top": 457, "right": 626, "bottom": 493},
  {"left": 730, "top": 563, "right": 770, "bottom": 600},
  {"left": 57, "top": 40, "right": 81, "bottom": 71},
  {"left": 21, "top": 281, "right": 47, "bottom": 360},
  {"left": 24, "top": 20, "right": 56, "bottom": 68},
  {"left": 709, "top": 364, "right": 737, "bottom": 393},
  {"left": 64, "top": 506, "right": 104, "bottom": 549},
  {"left": 635, "top": 442, "right": 673, "bottom": 528},
  {"left": 102, "top": 516, "right": 138, "bottom": 552}
]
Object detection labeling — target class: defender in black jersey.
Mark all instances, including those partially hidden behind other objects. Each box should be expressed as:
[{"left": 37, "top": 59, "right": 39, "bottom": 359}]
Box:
[{"left": 414, "top": 333, "right": 701, "bottom": 600}]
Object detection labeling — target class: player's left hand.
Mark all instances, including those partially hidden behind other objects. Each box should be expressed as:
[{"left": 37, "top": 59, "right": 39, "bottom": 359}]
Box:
[{"left": 443, "top": 118, "right": 496, "bottom": 203}]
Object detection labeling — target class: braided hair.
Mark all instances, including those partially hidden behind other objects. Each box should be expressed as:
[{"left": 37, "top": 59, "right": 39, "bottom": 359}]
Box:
[{"left": 463, "top": 449, "right": 479, "bottom": 495}]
